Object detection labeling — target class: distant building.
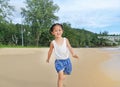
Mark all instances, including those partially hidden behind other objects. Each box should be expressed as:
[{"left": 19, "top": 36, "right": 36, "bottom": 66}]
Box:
[{"left": 98, "top": 35, "right": 120, "bottom": 45}]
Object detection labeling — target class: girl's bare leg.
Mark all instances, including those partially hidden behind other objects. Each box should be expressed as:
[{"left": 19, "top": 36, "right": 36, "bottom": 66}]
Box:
[{"left": 57, "top": 70, "right": 66, "bottom": 87}]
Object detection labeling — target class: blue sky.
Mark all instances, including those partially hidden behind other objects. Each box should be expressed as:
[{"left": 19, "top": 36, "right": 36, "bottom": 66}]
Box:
[{"left": 10, "top": 0, "right": 120, "bottom": 34}]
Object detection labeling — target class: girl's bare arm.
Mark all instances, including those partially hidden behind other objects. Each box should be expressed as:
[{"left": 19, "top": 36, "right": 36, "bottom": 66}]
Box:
[
  {"left": 46, "top": 42, "right": 54, "bottom": 63},
  {"left": 66, "top": 38, "right": 79, "bottom": 58}
]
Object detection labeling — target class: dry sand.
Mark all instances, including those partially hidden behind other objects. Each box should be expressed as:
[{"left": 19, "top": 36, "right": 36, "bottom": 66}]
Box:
[{"left": 0, "top": 48, "right": 120, "bottom": 87}]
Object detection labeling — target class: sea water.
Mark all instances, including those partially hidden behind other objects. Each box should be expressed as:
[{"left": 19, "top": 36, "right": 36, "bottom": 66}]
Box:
[{"left": 100, "top": 47, "right": 120, "bottom": 81}]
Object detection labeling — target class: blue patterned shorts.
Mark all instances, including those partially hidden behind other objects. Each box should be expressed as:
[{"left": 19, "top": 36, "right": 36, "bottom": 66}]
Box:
[{"left": 55, "top": 58, "right": 72, "bottom": 75}]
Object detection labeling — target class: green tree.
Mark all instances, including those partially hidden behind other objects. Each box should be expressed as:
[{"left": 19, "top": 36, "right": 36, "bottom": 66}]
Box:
[
  {"left": 0, "top": 0, "right": 14, "bottom": 23},
  {"left": 21, "top": 0, "right": 59, "bottom": 46}
]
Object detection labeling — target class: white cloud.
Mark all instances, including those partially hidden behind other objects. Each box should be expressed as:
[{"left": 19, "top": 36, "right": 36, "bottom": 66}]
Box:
[
  {"left": 75, "top": 0, "right": 120, "bottom": 10},
  {"left": 109, "top": 31, "right": 120, "bottom": 35},
  {"left": 9, "top": 0, "right": 26, "bottom": 24},
  {"left": 9, "top": 0, "right": 25, "bottom": 12},
  {"left": 53, "top": 0, "right": 120, "bottom": 34},
  {"left": 9, "top": 0, "right": 120, "bottom": 34},
  {"left": 54, "top": 0, "right": 120, "bottom": 12}
]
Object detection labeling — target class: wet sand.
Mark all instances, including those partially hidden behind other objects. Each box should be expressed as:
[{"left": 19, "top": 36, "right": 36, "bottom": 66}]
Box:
[
  {"left": 100, "top": 48, "right": 120, "bottom": 82},
  {"left": 0, "top": 48, "right": 120, "bottom": 87}
]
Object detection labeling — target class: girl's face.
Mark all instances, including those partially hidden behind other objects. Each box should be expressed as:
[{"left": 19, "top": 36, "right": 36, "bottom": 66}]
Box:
[{"left": 51, "top": 25, "right": 63, "bottom": 38}]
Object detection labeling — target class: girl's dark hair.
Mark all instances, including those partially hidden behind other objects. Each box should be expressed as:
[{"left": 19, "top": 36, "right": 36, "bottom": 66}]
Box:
[{"left": 49, "top": 23, "right": 63, "bottom": 34}]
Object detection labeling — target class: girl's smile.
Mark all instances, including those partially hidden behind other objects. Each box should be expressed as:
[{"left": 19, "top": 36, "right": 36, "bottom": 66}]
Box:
[{"left": 51, "top": 25, "right": 63, "bottom": 38}]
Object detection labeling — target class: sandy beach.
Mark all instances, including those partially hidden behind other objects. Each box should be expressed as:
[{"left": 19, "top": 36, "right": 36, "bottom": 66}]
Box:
[{"left": 0, "top": 48, "right": 120, "bottom": 87}]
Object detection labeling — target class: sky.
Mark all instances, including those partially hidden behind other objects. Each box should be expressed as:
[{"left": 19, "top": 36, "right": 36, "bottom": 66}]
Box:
[{"left": 9, "top": 0, "right": 120, "bottom": 34}]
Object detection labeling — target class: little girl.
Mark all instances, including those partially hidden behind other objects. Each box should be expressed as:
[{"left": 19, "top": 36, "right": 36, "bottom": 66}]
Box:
[{"left": 46, "top": 23, "right": 79, "bottom": 87}]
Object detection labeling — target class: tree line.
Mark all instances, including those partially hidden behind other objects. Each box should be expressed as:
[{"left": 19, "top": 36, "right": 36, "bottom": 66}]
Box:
[{"left": 0, "top": 0, "right": 119, "bottom": 47}]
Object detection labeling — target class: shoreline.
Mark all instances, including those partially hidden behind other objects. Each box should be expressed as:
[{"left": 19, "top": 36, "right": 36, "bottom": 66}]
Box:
[{"left": 100, "top": 48, "right": 120, "bottom": 82}]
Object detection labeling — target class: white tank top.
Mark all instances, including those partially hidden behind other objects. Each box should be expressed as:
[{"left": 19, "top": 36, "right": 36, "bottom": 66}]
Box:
[{"left": 52, "top": 38, "right": 69, "bottom": 60}]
